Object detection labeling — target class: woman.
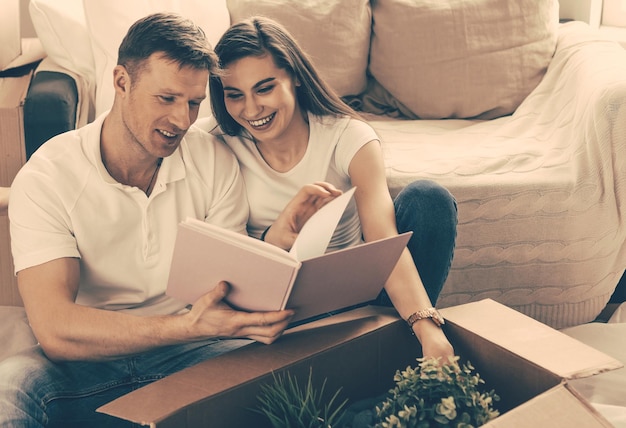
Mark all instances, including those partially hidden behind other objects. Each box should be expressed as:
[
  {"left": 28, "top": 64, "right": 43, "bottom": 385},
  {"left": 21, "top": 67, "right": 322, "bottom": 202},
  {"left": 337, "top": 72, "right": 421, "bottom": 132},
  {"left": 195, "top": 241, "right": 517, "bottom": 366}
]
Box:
[{"left": 208, "top": 16, "right": 457, "bottom": 359}]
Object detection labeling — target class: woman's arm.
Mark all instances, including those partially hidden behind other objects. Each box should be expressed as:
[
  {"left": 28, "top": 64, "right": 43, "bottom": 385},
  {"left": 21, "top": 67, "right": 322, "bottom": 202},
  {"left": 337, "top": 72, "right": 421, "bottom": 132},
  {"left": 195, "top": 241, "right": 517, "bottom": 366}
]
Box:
[{"left": 348, "top": 140, "right": 454, "bottom": 360}]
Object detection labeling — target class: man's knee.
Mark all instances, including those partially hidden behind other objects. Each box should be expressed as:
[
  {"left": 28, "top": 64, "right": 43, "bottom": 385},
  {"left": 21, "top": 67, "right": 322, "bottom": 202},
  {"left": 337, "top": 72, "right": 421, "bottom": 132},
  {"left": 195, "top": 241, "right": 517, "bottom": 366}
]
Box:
[{"left": 0, "top": 349, "right": 51, "bottom": 425}]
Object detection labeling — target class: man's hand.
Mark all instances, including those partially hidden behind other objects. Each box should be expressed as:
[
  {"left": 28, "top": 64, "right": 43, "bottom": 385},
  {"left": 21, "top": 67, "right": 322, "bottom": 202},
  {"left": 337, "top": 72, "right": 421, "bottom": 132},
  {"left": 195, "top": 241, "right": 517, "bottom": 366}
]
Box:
[
  {"left": 186, "top": 282, "right": 294, "bottom": 344},
  {"left": 264, "top": 182, "right": 342, "bottom": 250}
]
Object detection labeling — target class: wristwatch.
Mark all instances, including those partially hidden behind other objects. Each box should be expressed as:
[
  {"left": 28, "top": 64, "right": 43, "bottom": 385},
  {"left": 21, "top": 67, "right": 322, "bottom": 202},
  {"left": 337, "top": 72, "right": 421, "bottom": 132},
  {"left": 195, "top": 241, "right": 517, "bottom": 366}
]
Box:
[{"left": 406, "top": 307, "right": 445, "bottom": 328}]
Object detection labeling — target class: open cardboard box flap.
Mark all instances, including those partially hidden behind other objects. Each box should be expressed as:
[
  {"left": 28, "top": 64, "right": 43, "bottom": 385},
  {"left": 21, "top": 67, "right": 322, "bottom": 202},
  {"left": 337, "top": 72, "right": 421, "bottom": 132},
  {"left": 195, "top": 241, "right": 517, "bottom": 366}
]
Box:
[
  {"left": 441, "top": 299, "right": 623, "bottom": 379},
  {"left": 440, "top": 299, "right": 622, "bottom": 427},
  {"left": 99, "top": 299, "right": 622, "bottom": 427}
]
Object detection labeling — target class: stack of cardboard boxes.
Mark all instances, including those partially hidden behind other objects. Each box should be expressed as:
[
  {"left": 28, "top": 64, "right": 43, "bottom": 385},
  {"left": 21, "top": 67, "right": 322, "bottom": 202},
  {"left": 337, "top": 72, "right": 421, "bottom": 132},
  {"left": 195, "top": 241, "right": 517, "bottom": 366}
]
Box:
[
  {"left": 0, "top": 0, "right": 27, "bottom": 306},
  {"left": 0, "top": 1, "right": 44, "bottom": 306}
]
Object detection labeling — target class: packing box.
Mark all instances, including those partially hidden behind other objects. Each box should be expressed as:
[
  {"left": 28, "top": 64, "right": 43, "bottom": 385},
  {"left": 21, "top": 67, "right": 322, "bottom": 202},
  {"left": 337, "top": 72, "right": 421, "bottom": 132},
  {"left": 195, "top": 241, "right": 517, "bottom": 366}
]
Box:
[
  {"left": 0, "top": 68, "right": 33, "bottom": 307},
  {"left": 99, "top": 299, "right": 622, "bottom": 427},
  {"left": 0, "top": 0, "right": 21, "bottom": 71},
  {"left": 0, "top": 69, "right": 31, "bottom": 187}
]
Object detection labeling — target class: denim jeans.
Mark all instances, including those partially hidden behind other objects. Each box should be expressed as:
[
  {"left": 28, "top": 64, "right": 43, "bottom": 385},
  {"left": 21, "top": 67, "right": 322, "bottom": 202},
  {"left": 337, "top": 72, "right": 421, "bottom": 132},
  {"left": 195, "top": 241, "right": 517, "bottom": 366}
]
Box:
[
  {"left": 0, "top": 338, "right": 251, "bottom": 427},
  {"left": 375, "top": 180, "right": 458, "bottom": 307}
]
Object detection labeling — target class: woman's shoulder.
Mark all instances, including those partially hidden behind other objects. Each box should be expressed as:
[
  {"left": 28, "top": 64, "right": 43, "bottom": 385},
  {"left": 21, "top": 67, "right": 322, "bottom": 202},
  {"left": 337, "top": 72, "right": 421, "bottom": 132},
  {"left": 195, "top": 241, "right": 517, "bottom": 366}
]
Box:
[{"left": 312, "top": 113, "right": 375, "bottom": 134}]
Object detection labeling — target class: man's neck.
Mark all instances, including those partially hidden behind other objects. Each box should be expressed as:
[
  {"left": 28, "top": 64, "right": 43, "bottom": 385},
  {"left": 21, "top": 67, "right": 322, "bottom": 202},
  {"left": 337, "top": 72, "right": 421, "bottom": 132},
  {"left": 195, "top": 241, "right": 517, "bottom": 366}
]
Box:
[{"left": 100, "top": 113, "right": 161, "bottom": 191}]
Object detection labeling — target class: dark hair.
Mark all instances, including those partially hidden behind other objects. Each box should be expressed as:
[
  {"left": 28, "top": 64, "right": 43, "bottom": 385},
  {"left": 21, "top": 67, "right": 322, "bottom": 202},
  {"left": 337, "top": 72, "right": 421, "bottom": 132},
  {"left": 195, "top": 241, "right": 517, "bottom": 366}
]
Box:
[
  {"left": 209, "top": 16, "right": 360, "bottom": 136},
  {"left": 118, "top": 12, "right": 218, "bottom": 82}
]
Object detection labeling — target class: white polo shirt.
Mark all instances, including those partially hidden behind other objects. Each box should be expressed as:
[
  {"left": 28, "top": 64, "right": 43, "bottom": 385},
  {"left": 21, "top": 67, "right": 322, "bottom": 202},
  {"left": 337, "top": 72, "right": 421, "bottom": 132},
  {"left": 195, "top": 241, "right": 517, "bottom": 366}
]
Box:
[{"left": 10, "top": 113, "right": 249, "bottom": 316}]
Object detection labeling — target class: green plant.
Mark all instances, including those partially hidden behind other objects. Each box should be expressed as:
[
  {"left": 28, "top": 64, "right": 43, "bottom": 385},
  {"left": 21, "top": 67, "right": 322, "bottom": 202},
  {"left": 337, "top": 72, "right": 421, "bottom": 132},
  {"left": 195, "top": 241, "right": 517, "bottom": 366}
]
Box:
[
  {"left": 374, "top": 356, "right": 500, "bottom": 428},
  {"left": 257, "top": 367, "right": 349, "bottom": 428}
]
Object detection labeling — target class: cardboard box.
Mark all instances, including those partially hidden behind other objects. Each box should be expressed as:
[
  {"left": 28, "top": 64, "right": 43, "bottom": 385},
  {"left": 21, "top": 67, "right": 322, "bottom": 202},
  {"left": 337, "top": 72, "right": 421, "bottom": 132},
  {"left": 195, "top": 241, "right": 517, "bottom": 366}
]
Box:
[
  {"left": 0, "top": 0, "right": 21, "bottom": 70},
  {"left": 99, "top": 299, "right": 622, "bottom": 427},
  {"left": 0, "top": 68, "right": 32, "bottom": 307}
]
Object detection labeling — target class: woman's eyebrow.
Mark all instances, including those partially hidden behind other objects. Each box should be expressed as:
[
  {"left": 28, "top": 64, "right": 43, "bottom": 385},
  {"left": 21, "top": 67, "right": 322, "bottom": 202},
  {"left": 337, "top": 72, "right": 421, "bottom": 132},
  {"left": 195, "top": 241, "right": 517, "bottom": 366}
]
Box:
[{"left": 223, "top": 77, "right": 276, "bottom": 91}]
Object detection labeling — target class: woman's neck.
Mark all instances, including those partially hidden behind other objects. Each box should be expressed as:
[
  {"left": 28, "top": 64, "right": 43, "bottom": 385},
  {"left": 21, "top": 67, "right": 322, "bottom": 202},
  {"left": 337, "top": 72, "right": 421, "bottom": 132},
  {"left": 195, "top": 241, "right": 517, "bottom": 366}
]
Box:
[{"left": 254, "top": 111, "right": 310, "bottom": 172}]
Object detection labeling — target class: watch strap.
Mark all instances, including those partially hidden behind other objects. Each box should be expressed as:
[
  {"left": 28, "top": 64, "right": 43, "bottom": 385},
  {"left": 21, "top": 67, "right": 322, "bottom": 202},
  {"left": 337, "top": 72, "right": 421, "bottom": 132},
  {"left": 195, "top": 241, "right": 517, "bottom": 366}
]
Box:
[{"left": 406, "top": 307, "right": 445, "bottom": 328}]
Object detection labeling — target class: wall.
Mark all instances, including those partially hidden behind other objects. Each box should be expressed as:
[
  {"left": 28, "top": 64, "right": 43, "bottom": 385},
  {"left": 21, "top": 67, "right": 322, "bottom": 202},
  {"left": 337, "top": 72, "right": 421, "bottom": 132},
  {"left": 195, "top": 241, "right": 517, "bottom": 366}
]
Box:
[{"left": 558, "top": 0, "right": 602, "bottom": 25}]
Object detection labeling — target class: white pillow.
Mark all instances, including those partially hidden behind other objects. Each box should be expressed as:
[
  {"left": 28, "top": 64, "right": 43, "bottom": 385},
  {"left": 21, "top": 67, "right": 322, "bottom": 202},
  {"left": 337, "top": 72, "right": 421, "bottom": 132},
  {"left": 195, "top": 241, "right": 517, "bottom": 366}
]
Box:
[
  {"left": 83, "top": 0, "right": 230, "bottom": 119},
  {"left": 227, "top": 0, "right": 371, "bottom": 98},
  {"left": 28, "top": 0, "right": 95, "bottom": 84},
  {"left": 368, "top": 0, "right": 559, "bottom": 119}
]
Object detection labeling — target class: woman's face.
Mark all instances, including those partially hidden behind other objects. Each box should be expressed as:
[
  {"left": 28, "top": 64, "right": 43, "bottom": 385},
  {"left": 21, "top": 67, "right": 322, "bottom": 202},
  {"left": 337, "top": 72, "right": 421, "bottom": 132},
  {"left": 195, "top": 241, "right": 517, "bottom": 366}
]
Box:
[{"left": 220, "top": 54, "right": 306, "bottom": 145}]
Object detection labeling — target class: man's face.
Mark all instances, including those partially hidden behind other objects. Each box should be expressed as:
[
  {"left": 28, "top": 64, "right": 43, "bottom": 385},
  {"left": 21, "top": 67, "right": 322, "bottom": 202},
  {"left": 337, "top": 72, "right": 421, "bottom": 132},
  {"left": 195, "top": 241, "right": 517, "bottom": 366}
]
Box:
[{"left": 120, "top": 53, "right": 208, "bottom": 159}]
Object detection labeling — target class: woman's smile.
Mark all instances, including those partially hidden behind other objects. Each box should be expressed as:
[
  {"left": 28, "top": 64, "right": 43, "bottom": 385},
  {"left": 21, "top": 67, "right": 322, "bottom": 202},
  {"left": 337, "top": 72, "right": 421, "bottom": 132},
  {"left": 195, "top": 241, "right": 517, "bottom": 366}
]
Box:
[{"left": 247, "top": 112, "right": 276, "bottom": 129}]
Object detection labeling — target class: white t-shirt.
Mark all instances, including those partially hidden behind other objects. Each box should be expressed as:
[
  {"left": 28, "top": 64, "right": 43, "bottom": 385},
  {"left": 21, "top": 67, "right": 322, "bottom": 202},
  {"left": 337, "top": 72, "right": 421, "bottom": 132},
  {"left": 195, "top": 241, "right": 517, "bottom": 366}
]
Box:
[
  {"left": 220, "top": 114, "right": 379, "bottom": 251},
  {"left": 10, "top": 113, "right": 249, "bottom": 316}
]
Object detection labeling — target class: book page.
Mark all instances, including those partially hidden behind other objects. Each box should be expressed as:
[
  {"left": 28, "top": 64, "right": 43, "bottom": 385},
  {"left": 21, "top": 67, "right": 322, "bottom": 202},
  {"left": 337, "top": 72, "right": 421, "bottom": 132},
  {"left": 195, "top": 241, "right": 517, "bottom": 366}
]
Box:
[{"left": 289, "top": 187, "right": 356, "bottom": 261}]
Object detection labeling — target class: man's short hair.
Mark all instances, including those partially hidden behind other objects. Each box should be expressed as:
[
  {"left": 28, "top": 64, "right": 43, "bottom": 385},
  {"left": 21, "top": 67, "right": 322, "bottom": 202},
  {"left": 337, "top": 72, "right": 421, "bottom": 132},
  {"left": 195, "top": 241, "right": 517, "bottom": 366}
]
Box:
[{"left": 117, "top": 12, "right": 218, "bottom": 81}]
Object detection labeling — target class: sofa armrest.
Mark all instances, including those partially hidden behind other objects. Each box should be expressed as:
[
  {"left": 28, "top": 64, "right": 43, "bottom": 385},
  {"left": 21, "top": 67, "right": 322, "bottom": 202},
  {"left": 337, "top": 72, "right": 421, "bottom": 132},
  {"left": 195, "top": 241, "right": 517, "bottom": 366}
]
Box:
[
  {"left": 23, "top": 70, "right": 78, "bottom": 159},
  {"left": 520, "top": 21, "right": 626, "bottom": 114}
]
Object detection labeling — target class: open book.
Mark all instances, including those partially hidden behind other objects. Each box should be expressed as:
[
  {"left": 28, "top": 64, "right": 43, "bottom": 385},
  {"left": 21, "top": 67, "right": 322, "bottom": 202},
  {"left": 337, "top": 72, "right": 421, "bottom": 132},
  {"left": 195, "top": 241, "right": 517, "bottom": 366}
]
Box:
[{"left": 166, "top": 188, "right": 412, "bottom": 324}]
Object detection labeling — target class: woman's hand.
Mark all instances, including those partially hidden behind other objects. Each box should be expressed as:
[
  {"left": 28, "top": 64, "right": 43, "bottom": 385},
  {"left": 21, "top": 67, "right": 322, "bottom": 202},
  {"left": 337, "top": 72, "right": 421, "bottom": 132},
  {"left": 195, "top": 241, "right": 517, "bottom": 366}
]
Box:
[
  {"left": 412, "top": 319, "right": 455, "bottom": 360},
  {"left": 264, "top": 182, "right": 342, "bottom": 250}
]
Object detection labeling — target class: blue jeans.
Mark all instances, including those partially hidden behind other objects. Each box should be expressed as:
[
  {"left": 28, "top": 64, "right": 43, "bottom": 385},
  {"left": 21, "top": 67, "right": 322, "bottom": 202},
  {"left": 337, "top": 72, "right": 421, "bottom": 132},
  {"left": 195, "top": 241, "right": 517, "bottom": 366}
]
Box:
[
  {"left": 376, "top": 180, "right": 457, "bottom": 306},
  {"left": 0, "top": 338, "right": 251, "bottom": 427}
]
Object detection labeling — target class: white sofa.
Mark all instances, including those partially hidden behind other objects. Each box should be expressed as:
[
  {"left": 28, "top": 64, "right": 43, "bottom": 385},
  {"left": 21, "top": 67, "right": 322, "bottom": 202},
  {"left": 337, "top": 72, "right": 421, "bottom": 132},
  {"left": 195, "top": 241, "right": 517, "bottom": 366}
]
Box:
[{"left": 9, "top": 0, "right": 626, "bottom": 332}]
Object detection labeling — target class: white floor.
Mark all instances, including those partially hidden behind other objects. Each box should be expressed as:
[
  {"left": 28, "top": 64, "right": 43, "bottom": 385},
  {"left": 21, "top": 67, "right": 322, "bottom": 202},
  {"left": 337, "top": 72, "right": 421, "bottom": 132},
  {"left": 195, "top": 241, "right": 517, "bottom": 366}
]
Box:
[{"left": 562, "top": 303, "right": 626, "bottom": 427}]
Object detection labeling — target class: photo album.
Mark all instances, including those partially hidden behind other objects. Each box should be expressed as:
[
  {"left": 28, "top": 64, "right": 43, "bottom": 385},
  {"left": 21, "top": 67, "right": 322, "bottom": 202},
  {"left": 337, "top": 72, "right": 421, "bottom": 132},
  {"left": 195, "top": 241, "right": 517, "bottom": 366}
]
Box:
[{"left": 166, "top": 188, "right": 411, "bottom": 324}]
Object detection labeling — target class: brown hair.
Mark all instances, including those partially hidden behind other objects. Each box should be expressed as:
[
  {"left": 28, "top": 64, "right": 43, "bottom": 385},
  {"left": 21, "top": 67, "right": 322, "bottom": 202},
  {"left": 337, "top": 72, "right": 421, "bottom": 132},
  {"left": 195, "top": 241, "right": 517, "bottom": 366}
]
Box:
[{"left": 118, "top": 12, "right": 218, "bottom": 83}]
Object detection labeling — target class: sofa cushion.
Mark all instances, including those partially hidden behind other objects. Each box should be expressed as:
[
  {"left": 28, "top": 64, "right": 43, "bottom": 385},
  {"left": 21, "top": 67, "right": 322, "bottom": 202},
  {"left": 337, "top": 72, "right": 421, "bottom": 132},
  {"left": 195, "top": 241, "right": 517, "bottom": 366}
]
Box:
[
  {"left": 368, "top": 0, "right": 559, "bottom": 120},
  {"left": 29, "top": 0, "right": 95, "bottom": 83},
  {"left": 0, "top": 306, "right": 38, "bottom": 363},
  {"left": 227, "top": 0, "right": 371, "bottom": 98},
  {"left": 83, "top": 0, "right": 230, "bottom": 119}
]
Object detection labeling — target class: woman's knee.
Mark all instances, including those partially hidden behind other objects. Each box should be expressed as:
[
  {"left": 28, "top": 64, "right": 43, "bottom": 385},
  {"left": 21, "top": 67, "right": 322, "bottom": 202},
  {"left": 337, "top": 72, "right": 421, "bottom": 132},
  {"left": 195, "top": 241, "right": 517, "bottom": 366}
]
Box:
[{"left": 394, "top": 180, "right": 457, "bottom": 233}]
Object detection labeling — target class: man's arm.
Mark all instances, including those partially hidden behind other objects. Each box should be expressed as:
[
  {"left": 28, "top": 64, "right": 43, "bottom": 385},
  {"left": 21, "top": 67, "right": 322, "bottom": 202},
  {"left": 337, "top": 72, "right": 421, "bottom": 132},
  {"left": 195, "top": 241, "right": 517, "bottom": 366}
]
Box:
[
  {"left": 0, "top": 187, "right": 9, "bottom": 216},
  {"left": 19, "top": 258, "right": 294, "bottom": 362}
]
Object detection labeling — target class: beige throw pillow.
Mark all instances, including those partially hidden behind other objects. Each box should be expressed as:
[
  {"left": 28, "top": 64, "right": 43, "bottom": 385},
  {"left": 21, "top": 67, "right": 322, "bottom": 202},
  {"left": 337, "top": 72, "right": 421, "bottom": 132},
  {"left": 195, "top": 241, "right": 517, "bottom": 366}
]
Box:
[
  {"left": 368, "top": 0, "right": 559, "bottom": 119},
  {"left": 227, "top": 0, "right": 371, "bottom": 97}
]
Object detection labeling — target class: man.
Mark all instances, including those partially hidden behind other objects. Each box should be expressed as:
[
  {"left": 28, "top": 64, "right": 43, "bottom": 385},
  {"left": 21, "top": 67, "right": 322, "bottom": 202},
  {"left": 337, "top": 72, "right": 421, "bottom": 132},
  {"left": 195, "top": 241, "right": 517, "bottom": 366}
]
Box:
[
  {"left": 1, "top": 13, "right": 336, "bottom": 426},
  {"left": 0, "top": 187, "right": 8, "bottom": 215}
]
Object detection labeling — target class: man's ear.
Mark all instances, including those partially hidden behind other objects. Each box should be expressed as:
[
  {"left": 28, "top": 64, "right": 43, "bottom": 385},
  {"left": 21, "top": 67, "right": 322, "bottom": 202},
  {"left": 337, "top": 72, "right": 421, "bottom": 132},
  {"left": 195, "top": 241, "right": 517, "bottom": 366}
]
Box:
[{"left": 113, "top": 65, "right": 130, "bottom": 95}]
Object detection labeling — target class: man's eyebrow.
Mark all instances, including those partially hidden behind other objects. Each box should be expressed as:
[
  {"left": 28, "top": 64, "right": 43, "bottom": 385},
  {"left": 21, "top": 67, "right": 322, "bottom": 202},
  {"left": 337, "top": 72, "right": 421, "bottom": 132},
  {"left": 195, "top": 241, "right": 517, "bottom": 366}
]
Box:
[
  {"left": 157, "top": 90, "right": 206, "bottom": 101},
  {"left": 157, "top": 89, "right": 183, "bottom": 96},
  {"left": 223, "top": 77, "right": 276, "bottom": 92}
]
